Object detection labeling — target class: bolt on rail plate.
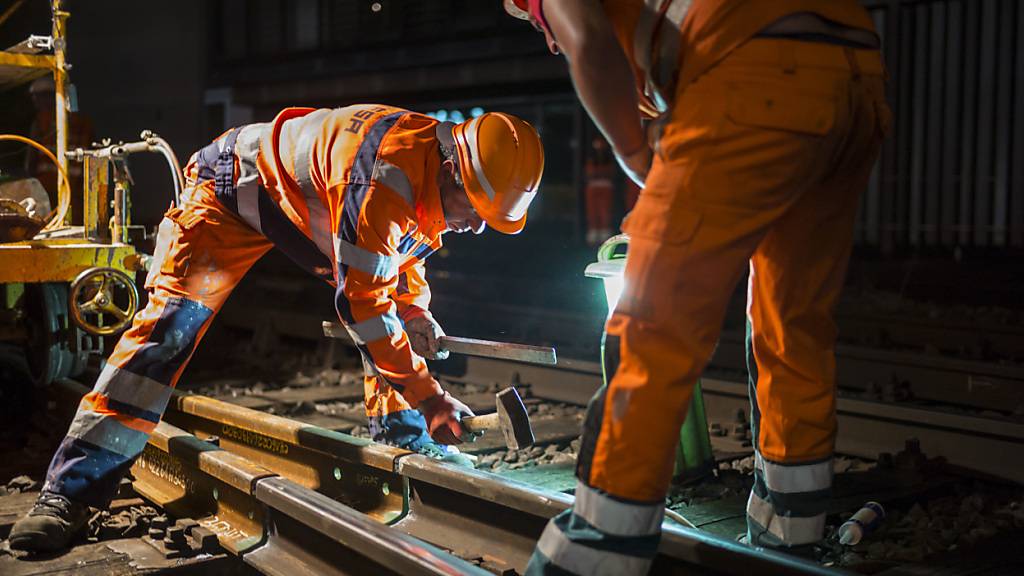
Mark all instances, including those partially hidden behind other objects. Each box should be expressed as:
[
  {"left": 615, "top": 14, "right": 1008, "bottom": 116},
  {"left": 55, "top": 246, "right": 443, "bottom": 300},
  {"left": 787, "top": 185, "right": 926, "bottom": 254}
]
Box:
[{"left": 131, "top": 422, "right": 273, "bottom": 555}]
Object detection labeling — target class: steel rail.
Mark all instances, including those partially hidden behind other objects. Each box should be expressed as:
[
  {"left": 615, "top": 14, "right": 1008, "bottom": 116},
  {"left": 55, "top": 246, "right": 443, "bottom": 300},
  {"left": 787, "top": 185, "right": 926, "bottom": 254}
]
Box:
[
  {"left": 53, "top": 379, "right": 836, "bottom": 576},
  {"left": 424, "top": 290, "right": 1024, "bottom": 412},
  {"left": 445, "top": 356, "right": 1024, "bottom": 484},
  {"left": 130, "top": 418, "right": 487, "bottom": 575},
  {"left": 711, "top": 332, "right": 1024, "bottom": 414}
]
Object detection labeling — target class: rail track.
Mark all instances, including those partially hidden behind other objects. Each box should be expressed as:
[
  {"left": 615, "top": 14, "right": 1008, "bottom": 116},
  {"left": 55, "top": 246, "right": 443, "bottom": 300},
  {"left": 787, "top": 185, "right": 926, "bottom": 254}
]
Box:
[
  {"left": 453, "top": 354, "right": 1024, "bottom": 485},
  {"left": 48, "top": 378, "right": 834, "bottom": 576},
  {"left": 30, "top": 299, "right": 1024, "bottom": 575},
  {"left": 218, "top": 282, "right": 1024, "bottom": 417}
]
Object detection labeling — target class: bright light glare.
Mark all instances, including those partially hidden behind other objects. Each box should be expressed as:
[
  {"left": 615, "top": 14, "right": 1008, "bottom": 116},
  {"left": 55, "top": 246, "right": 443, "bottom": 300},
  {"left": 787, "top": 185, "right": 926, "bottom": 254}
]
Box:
[
  {"left": 470, "top": 107, "right": 485, "bottom": 118},
  {"left": 602, "top": 276, "right": 625, "bottom": 318}
]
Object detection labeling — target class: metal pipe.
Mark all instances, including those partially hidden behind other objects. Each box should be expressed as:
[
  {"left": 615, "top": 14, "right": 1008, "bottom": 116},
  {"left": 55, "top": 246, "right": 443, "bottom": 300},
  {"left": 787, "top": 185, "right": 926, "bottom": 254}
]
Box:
[
  {"left": 72, "top": 132, "right": 184, "bottom": 209},
  {"left": 112, "top": 179, "right": 127, "bottom": 243},
  {"left": 51, "top": 0, "right": 69, "bottom": 227}
]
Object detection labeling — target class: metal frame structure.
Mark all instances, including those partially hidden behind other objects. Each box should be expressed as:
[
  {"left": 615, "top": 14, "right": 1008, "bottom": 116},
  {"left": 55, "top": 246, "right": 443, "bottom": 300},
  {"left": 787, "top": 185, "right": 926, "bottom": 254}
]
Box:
[
  {"left": 0, "top": 0, "right": 183, "bottom": 381},
  {"left": 0, "top": 0, "right": 140, "bottom": 282}
]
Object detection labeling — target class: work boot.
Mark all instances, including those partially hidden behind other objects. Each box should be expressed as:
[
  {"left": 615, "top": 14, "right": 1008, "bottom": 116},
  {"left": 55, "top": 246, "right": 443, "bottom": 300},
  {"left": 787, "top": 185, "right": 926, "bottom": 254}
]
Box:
[
  {"left": 8, "top": 492, "right": 91, "bottom": 552},
  {"left": 740, "top": 530, "right": 825, "bottom": 561}
]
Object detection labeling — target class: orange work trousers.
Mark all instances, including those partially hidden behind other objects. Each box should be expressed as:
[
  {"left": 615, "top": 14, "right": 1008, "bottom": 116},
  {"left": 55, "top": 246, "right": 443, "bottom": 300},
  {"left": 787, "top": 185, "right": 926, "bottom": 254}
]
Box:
[{"left": 579, "top": 38, "right": 888, "bottom": 551}]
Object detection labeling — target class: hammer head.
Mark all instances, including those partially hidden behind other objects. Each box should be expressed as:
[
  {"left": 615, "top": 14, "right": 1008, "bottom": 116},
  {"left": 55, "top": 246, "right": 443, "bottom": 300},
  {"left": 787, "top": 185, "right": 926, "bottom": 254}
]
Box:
[{"left": 496, "top": 387, "right": 535, "bottom": 450}]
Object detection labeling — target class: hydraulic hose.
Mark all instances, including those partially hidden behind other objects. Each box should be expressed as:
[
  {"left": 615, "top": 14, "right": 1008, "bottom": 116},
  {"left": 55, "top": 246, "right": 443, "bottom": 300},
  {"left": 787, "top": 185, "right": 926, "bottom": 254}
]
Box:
[
  {"left": 0, "top": 134, "right": 72, "bottom": 231},
  {"left": 141, "top": 131, "right": 184, "bottom": 207}
]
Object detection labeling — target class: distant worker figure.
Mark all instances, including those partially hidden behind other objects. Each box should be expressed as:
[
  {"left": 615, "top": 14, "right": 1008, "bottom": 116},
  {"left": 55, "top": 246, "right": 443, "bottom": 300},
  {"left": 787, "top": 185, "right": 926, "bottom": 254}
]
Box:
[
  {"left": 583, "top": 136, "right": 615, "bottom": 246},
  {"left": 10, "top": 104, "right": 544, "bottom": 552},
  {"left": 623, "top": 177, "right": 640, "bottom": 213},
  {"left": 25, "top": 76, "right": 94, "bottom": 224},
  {"left": 506, "top": 0, "right": 889, "bottom": 573}
]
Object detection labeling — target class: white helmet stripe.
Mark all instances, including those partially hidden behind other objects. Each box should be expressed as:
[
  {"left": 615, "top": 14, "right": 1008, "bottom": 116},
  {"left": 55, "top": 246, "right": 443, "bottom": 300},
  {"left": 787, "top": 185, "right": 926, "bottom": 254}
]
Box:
[
  {"left": 503, "top": 0, "right": 530, "bottom": 20},
  {"left": 464, "top": 116, "right": 499, "bottom": 201}
]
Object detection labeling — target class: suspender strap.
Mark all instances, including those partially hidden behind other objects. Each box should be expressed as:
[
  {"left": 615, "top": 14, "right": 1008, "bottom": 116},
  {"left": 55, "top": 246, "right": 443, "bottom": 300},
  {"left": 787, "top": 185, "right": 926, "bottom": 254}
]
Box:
[
  {"left": 634, "top": 0, "right": 693, "bottom": 114},
  {"left": 195, "top": 124, "right": 334, "bottom": 281}
]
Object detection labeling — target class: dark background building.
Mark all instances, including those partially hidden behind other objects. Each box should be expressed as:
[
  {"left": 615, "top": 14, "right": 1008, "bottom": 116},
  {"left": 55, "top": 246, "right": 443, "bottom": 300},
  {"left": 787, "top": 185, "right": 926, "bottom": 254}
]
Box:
[{"left": 2, "top": 0, "right": 1023, "bottom": 362}]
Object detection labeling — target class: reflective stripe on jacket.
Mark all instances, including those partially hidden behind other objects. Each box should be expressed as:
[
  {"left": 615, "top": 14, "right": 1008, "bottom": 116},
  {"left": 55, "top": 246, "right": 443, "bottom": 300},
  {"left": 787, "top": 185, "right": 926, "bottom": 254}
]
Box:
[{"left": 193, "top": 105, "right": 447, "bottom": 405}]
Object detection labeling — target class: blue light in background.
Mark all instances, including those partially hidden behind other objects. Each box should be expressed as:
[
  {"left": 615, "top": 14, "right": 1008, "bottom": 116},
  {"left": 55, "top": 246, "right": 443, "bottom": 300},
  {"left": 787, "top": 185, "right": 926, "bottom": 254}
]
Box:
[{"left": 426, "top": 107, "right": 484, "bottom": 121}]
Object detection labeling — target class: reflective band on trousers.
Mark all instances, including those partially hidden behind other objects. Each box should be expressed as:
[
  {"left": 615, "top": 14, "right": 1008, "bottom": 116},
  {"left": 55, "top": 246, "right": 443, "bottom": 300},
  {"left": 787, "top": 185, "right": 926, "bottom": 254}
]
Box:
[
  {"left": 235, "top": 123, "right": 268, "bottom": 234},
  {"left": 94, "top": 365, "right": 172, "bottom": 416},
  {"left": 747, "top": 490, "right": 826, "bottom": 545},
  {"left": 372, "top": 160, "right": 415, "bottom": 207},
  {"left": 634, "top": 0, "right": 693, "bottom": 113},
  {"left": 755, "top": 453, "right": 832, "bottom": 494},
  {"left": 535, "top": 521, "right": 654, "bottom": 576},
  {"left": 345, "top": 312, "right": 402, "bottom": 345},
  {"left": 334, "top": 236, "right": 399, "bottom": 281},
  {"left": 66, "top": 410, "right": 151, "bottom": 458},
  {"left": 574, "top": 481, "right": 664, "bottom": 537},
  {"left": 291, "top": 108, "right": 335, "bottom": 261}
]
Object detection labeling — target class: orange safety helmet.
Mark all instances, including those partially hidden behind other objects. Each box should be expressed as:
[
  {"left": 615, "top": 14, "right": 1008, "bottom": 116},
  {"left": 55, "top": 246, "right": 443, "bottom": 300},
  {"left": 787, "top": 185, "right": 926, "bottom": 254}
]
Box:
[{"left": 451, "top": 112, "right": 544, "bottom": 235}]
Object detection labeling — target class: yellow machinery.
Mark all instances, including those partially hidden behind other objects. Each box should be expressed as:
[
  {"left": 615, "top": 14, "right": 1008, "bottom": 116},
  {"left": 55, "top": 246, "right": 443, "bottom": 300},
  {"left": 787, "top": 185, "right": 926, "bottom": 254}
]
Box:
[{"left": 0, "top": 1, "right": 181, "bottom": 385}]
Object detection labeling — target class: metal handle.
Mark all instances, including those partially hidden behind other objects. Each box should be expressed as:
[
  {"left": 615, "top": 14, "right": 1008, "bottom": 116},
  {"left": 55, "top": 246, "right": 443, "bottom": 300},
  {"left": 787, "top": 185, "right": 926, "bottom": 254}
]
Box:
[
  {"left": 321, "top": 321, "right": 557, "bottom": 365},
  {"left": 438, "top": 335, "right": 557, "bottom": 365},
  {"left": 597, "top": 233, "right": 630, "bottom": 262}
]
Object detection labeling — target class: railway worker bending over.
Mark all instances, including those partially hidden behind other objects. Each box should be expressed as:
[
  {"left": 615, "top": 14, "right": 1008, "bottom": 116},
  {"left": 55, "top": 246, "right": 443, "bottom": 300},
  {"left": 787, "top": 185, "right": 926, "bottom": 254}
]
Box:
[
  {"left": 505, "top": 0, "right": 888, "bottom": 573},
  {"left": 10, "top": 105, "right": 545, "bottom": 552}
]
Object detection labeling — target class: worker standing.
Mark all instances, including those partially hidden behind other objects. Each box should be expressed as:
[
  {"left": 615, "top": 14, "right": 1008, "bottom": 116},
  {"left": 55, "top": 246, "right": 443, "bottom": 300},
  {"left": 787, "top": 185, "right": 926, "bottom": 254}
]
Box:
[
  {"left": 25, "top": 76, "right": 94, "bottom": 224},
  {"left": 583, "top": 136, "right": 615, "bottom": 246},
  {"left": 506, "top": 0, "right": 889, "bottom": 573},
  {"left": 9, "top": 104, "right": 544, "bottom": 552}
]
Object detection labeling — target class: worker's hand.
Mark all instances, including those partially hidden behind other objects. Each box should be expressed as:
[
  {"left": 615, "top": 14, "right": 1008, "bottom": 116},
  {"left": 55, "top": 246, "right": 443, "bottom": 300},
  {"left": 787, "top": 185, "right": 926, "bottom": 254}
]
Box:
[
  {"left": 615, "top": 144, "right": 653, "bottom": 187},
  {"left": 405, "top": 313, "right": 450, "bottom": 360},
  {"left": 418, "top": 391, "right": 479, "bottom": 445}
]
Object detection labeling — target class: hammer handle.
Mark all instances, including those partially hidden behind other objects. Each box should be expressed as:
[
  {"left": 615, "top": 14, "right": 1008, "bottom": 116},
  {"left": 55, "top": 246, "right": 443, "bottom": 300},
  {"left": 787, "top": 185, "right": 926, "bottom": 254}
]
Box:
[{"left": 461, "top": 413, "right": 498, "bottom": 433}]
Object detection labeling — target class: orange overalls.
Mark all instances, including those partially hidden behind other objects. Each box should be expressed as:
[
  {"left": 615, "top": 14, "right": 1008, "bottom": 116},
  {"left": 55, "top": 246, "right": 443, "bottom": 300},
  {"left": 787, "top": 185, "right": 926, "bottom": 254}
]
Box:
[
  {"left": 528, "top": 1, "right": 889, "bottom": 573},
  {"left": 43, "top": 105, "right": 452, "bottom": 507}
]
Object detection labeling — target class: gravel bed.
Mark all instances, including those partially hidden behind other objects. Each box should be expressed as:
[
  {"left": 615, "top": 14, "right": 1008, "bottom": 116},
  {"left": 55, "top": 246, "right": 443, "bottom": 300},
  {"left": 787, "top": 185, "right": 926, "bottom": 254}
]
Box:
[
  {"left": 476, "top": 439, "right": 581, "bottom": 472},
  {"left": 822, "top": 484, "right": 1024, "bottom": 567}
]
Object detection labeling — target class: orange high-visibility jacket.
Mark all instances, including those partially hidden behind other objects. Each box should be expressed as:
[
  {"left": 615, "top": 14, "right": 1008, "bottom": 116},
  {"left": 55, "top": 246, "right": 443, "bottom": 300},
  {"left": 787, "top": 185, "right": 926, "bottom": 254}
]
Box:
[{"left": 202, "top": 105, "right": 448, "bottom": 406}]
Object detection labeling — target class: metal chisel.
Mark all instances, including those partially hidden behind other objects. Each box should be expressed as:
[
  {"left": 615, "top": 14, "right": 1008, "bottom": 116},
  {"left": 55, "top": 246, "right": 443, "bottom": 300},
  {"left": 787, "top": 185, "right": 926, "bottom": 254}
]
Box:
[{"left": 322, "top": 321, "right": 557, "bottom": 365}]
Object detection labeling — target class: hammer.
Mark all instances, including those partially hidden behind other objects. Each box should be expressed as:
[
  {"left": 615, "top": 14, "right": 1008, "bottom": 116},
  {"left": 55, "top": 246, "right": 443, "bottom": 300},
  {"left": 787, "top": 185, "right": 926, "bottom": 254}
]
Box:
[{"left": 461, "top": 387, "right": 535, "bottom": 451}]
